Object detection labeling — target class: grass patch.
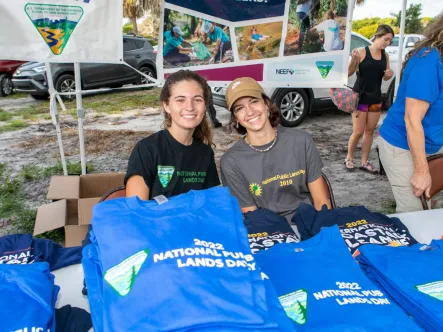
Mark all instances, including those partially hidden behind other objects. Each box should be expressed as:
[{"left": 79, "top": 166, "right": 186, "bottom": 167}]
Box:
[
  {"left": 40, "top": 113, "right": 52, "bottom": 120},
  {"left": 0, "top": 109, "right": 13, "bottom": 122},
  {"left": 4, "top": 92, "right": 28, "bottom": 99},
  {"left": 43, "top": 161, "right": 95, "bottom": 176},
  {"left": 20, "top": 165, "right": 43, "bottom": 181},
  {"left": 0, "top": 163, "right": 63, "bottom": 243},
  {"left": 0, "top": 119, "right": 29, "bottom": 133}
]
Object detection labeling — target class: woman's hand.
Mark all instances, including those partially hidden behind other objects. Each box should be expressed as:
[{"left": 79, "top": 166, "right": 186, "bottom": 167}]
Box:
[
  {"left": 351, "top": 49, "right": 360, "bottom": 64},
  {"left": 411, "top": 171, "right": 432, "bottom": 198},
  {"left": 384, "top": 69, "right": 394, "bottom": 80}
]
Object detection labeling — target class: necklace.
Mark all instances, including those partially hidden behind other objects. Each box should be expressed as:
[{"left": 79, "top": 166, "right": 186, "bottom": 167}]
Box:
[{"left": 245, "top": 128, "right": 278, "bottom": 153}]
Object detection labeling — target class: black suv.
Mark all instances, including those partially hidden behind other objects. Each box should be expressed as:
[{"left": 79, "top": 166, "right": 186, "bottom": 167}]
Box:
[{"left": 12, "top": 34, "right": 157, "bottom": 100}]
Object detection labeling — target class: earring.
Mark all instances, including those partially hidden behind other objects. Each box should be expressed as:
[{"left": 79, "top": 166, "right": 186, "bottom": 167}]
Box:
[
  {"left": 236, "top": 121, "right": 239, "bottom": 129},
  {"left": 268, "top": 109, "right": 270, "bottom": 118}
]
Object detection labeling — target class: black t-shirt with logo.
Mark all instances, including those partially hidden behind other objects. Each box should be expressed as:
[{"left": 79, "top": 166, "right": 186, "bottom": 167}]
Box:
[
  {"left": 243, "top": 208, "right": 300, "bottom": 254},
  {"left": 294, "top": 204, "right": 418, "bottom": 255},
  {"left": 125, "top": 130, "right": 220, "bottom": 199}
]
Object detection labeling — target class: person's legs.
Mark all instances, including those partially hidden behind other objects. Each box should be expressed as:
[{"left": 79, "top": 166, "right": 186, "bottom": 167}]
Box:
[
  {"left": 378, "top": 137, "right": 425, "bottom": 212},
  {"left": 221, "top": 41, "right": 232, "bottom": 63},
  {"left": 297, "top": 12, "right": 310, "bottom": 52},
  {"left": 346, "top": 110, "right": 367, "bottom": 169},
  {"left": 360, "top": 109, "right": 382, "bottom": 169},
  {"left": 164, "top": 49, "right": 190, "bottom": 65}
]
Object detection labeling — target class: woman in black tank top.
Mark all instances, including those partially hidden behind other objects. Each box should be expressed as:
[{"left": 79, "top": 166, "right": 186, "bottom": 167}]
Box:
[{"left": 345, "top": 25, "right": 394, "bottom": 173}]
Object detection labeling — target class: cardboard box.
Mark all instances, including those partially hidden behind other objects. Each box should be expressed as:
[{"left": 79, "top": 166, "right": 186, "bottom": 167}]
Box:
[{"left": 34, "top": 173, "right": 125, "bottom": 247}]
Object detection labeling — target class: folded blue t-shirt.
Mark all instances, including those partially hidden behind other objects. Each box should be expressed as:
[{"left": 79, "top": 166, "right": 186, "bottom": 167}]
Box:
[
  {"left": 0, "top": 233, "right": 82, "bottom": 271},
  {"left": 255, "top": 226, "right": 421, "bottom": 331},
  {"left": 244, "top": 208, "right": 299, "bottom": 254},
  {"left": 0, "top": 262, "right": 59, "bottom": 332},
  {"left": 89, "top": 187, "right": 281, "bottom": 331},
  {"left": 357, "top": 241, "right": 443, "bottom": 331}
]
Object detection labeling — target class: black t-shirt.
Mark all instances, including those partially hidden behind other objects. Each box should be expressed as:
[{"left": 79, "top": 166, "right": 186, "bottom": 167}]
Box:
[
  {"left": 294, "top": 203, "right": 417, "bottom": 255},
  {"left": 125, "top": 130, "right": 220, "bottom": 199},
  {"left": 243, "top": 208, "right": 300, "bottom": 254}
]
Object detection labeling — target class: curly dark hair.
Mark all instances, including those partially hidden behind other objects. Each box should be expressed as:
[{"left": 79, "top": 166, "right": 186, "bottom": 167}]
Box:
[
  {"left": 229, "top": 94, "right": 280, "bottom": 135},
  {"left": 160, "top": 70, "right": 213, "bottom": 147}
]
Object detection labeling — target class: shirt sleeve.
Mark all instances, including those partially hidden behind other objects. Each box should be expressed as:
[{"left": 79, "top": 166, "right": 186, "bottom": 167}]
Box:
[
  {"left": 304, "top": 134, "right": 324, "bottom": 183},
  {"left": 405, "top": 53, "right": 440, "bottom": 104},
  {"left": 124, "top": 140, "right": 155, "bottom": 188},
  {"left": 220, "top": 155, "right": 256, "bottom": 208},
  {"left": 315, "top": 22, "right": 325, "bottom": 32},
  {"left": 203, "top": 149, "right": 221, "bottom": 188}
]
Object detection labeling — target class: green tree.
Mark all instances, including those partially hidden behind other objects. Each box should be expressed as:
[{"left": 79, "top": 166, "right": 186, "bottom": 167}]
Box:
[
  {"left": 391, "top": 3, "right": 423, "bottom": 33},
  {"left": 123, "top": 0, "right": 144, "bottom": 35}
]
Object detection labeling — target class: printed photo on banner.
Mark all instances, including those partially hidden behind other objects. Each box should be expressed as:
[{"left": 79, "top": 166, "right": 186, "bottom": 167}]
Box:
[
  {"left": 163, "top": 9, "right": 234, "bottom": 69},
  {"left": 235, "top": 22, "right": 283, "bottom": 61},
  {"left": 284, "top": 0, "right": 347, "bottom": 56}
]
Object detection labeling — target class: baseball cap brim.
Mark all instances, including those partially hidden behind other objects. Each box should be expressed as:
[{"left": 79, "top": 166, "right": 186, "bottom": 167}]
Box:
[{"left": 228, "top": 89, "right": 263, "bottom": 112}]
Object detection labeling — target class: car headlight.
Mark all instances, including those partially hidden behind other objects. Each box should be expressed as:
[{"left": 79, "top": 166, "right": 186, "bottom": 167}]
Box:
[{"left": 33, "top": 66, "right": 46, "bottom": 73}]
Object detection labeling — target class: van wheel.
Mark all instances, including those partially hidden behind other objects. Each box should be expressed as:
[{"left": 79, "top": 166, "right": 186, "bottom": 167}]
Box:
[{"left": 273, "top": 89, "right": 309, "bottom": 127}]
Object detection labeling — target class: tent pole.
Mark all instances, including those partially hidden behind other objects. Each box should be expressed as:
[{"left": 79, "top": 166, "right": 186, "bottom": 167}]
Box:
[
  {"left": 45, "top": 62, "right": 68, "bottom": 176},
  {"left": 394, "top": 0, "right": 408, "bottom": 101},
  {"left": 74, "top": 62, "right": 87, "bottom": 175}
]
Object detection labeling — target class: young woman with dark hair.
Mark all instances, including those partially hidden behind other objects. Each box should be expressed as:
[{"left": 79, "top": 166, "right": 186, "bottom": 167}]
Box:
[
  {"left": 220, "top": 77, "right": 331, "bottom": 224},
  {"left": 125, "top": 70, "right": 220, "bottom": 200},
  {"left": 345, "top": 24, "right": 395, "bottom": 173}
]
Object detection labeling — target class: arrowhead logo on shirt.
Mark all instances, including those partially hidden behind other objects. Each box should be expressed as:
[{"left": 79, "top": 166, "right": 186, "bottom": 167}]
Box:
[
  {"left": 316, "top": 61, "right": 334, "bottom": 79},
  {"left": 279, "top": 289, "right": 308, "bottom": 325},
  {"left": 416, "top": 281, "right": 443, "bottom": 301},
  {"left": 104, "top": 249, "right": 149, "bottom": 296},
  {"left": 158, "top": 165, "right": 175, "bottom": 188}
]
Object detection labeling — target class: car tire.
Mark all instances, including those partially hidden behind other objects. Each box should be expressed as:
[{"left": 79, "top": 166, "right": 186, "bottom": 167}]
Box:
[
  {"left": 31, "top": 94, "right": 49, "bottom": 100},
  {"left": 55, "top": 74, "right": 76, "bottom": 101},
  {"left": 273, "top": 89, "right": 309, "bottom": 127},
  {"left": 138, "top": 66, "right": 156, "bottom": 86},
  {"left": 384, "top": 80, "right": 395, "bottom": 110},
  {"left": 0, "top": 74, "right": 13, "bottom": 97}
]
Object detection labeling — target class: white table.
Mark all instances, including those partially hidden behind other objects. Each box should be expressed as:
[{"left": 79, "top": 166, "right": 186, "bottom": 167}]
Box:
[
  {"left": 389, "top": 208, "right": 443, "bottom": 244},
  {"left": 52, "top": 208, "right": 443, "bottom": 328}
]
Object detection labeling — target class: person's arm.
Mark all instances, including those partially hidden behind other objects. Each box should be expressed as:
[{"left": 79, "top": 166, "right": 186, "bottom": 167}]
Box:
[
  {"left": 220, "top": 155, "right": 257, "bottom": 213},
  {"left": 177, "top": 45, "right": 192, "bottom": 53},
  {"left": 383, "top": 52, "right": 394, "bottom": 81},
  {"left": 308, "top": 176, "right": 331, "bottom": 210},
  {"left": 304, "top": 133, "right": 331, "bottom": 210},
  {"left": 403, "top": 52, "right": 440, "bottom": 198},
  {"left": 348, "top": 48, "right": 363, "bottom": 77},
  {"left": 194, "top": 18, "right": 203, "bottom": 37},
  {"left": 124, "top": 140, "right": 154, "bottom": 200},
  {"left": 405, "top": 97, "right": 431, "bottom": 198},
  {"left": 126, "top": 175, "right": 150, "bottom": 200}
]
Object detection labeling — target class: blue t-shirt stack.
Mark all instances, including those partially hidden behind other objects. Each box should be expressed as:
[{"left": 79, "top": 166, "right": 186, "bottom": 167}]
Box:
[
  {"left": 357, "top": 241, "right": 443, "bottom": 332},
  {"left": 83, "top": 187, "right": 293, "bottom": 331},
  {"left": 0, "top": 262, "right": 59, "bottom": 332},
  {"left": 255, "top": 226, "right": 422, "bottom": 331}
]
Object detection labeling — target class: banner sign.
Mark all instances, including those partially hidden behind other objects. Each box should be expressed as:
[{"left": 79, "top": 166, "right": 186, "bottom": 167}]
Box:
[
  {"left": 158, "top": 0, "right": 353, "bottom": 87},
  {"left": 0, "top": 0, "right": 123, "bottom": 63}
]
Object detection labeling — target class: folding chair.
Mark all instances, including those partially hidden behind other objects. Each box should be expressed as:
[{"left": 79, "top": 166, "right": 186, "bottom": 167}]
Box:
[
  {"left": 420, "top": 154, "right": 443, "bottom": 210},
  {"left": 321, "top": 172, "right": 337, "bottom": 209},
  {"left": 98, "top": 186, "right": 126, "bottom": 203}
]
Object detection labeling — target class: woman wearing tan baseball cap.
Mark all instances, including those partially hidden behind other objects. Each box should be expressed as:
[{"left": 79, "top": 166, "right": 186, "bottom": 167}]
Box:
[{"left": 220, "top": 77, "right": 331, "bottom": 224}]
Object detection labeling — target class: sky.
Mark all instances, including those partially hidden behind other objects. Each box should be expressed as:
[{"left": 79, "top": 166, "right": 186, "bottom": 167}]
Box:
[{"left": 353, "top": 0, "right": 443, "bottom": 20}]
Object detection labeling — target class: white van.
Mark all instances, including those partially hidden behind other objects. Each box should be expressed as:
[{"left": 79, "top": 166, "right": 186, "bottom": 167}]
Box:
[{"left": 212, "top": 32, "right": 397, "bottom": 127}]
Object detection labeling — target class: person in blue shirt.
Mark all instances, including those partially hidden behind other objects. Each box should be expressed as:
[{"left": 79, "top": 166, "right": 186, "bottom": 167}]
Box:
[
  {"left": 251, "top": 26, "right": 270, "bottom": 41},
  {"left": 163, "top": 26, "right": 193, "bottom": 65},
  {"left": 378, "top": 15, "right": 443, "bottom": 213},
  {"left": 201, "top": 21, "right": 232, "bottom": 63}
]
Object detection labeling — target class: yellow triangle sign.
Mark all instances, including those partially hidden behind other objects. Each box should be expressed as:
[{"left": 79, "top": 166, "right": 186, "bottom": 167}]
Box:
[{"left": 25, "top": 3, "right": 84, "bottom": 55}]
